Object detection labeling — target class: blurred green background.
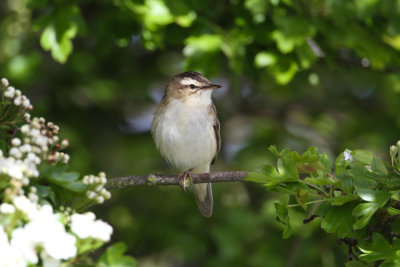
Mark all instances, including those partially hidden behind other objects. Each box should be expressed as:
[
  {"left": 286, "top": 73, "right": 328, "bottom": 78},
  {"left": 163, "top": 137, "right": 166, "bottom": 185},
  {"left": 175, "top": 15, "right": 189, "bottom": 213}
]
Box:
[{"left": 2, "top": 0, "right": 400, "bottom": 266}]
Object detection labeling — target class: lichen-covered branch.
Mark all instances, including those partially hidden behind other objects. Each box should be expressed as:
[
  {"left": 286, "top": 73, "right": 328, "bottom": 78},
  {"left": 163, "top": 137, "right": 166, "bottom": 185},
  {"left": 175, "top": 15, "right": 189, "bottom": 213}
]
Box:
[{"left": 105, "top": 171, "right": 248, "bottom": 190}]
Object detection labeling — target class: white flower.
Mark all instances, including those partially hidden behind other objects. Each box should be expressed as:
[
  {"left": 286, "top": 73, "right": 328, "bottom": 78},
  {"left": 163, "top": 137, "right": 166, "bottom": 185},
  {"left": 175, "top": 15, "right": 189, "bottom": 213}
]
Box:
[
  {"left": 21, "top": 125, "right": 29, "bottom": 134},
  {"left": 344, "top": 151, "right": 353, "bottom": 162},
  {"left": 11, "top": 138, "right": 21, "bottom": 146},
  {"left": 0, "top": 226, "right": 31, "bottom": 267},
  {"left": 22, "top": 98, "right": 30, "bottom": 109},
  {"left": 95, "top": 196, "right": 104, "bottom": 204},
  {"left": 0, "top": 157, "right": 24, "bottom": 179},
  {"left": 70, "top": 212, "right": 96, "bottom": 239},
  {"left": 43, "top": 229, "right": 76, "bottom": 260},
  {"left": 20, "top": 144, "right": 32, "bottom": 153},
  {"left": 91, "top": 220, "right": 113, "bottom": 242},
  {"left": 0, "top": 203, "right": 15, "bottom": 214},
  {"left": 24, "top": 113, "right": 31, "bottom": 121},
  {"left": 9, "top": 147, "right": 22, "bottom": 159},
  {"left": 70, "top": 212, "right": 113, "bottom": 242},
  {"left": 1, "top": 78, "right": 9, "bottom": 87},
  {"left": 13, "top": 195, "right": 38, "bottom": 219},
  {"left": 13, "top": 96, "right": 21, "bottom": 106},
  {"left": 11, "top": 227, "right": 39, "bottom": 264},
  {"left": 34, "top": 136, "right": 48, "bottom": 147},
  {"left": 86, "top": 191, "right": 96, "bottom": 199},
  {"left": 19, "top": 205, "right": 77, "bottom": 260},
  {"left": 4, "top": 86, "right": 15, "bottom": 99}
]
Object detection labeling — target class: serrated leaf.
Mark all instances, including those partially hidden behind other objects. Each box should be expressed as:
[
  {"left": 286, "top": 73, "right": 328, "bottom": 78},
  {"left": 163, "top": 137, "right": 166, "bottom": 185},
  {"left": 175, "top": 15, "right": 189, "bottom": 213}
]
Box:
[
  {"left": 330, "top": 195, "right": 354, "bottom": 206},
  {"left": 350, "top": 162, "right": 379, "bottom": 189},
  {"left": 335, "top": 152, "right": 346, "bottom": 176},
  {"left": 62, "top": 181, "right": 86, "bottom": 193},
  {"left": 245, "top": 171, "right": 269, "bottom": 184},
  {"left": 320, "top": 154, "right": 331, "bottom": 173},
  {"left": 356, "top": 188, "right": 390, "bottom": 207},
  {"left": 268, "top": 145, "right": 280, "bottom": 156},
  {"left": 359, "top": 233, "right": 400, "bottom": 262},
  {"left": 34, "top": 184, "right": 51, "bottom": 198},
  {"left": 98, "top": 242, "right": 136, "bottom": 267},
  {"left": 277, "top": 157, "right": 299, "bottom": 180},
  {"left": 47, "top": 171, "right": 80, "bottom": 185},
  {"left": 336, "top": 174, "right": 353, "bottom": 194},
  {"left": 304, "top": 176, "right": 336, "bottom": 185},
  {"left": 352, "top": 202, "right": 380, "bottom": 230},
  {"left": 352, "top": 150, "right": 373, "bottom": 165},
  {"left": 274, "top": 196, "right": 291, "bottom": 238},
  {"left": 371, "top": 157, "right": 388, "bottom": 176},
  {"left": 321, "top": 203, "right": 355, "bottom": 238}
]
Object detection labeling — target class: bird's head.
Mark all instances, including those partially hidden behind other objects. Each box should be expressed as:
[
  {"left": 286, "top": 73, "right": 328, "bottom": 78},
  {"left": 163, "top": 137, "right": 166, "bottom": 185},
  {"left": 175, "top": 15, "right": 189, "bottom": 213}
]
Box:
[{"left": 165, "top": 71, "right": 221, "bottom": 101}]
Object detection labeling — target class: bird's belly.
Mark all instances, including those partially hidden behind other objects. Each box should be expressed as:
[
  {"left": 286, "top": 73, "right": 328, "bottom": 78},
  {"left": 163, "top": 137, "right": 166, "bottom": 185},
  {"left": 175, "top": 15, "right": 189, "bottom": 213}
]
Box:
[{"left": 156, "top": 108, "right": 216, "bottom": 172}]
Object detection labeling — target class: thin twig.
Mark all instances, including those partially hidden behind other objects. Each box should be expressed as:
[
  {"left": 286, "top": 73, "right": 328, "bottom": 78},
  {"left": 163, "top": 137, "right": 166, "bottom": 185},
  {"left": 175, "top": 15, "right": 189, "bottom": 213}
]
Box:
[{"left": 106, "top": 171, "right": 248, "bottom": 190}]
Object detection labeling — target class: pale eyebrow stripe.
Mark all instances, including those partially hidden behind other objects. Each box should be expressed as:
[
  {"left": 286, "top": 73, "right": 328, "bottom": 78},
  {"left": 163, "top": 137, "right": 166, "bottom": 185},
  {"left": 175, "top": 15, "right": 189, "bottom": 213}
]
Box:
[{"left": 180, "top": 78, "right": 201, "bottom": 86}]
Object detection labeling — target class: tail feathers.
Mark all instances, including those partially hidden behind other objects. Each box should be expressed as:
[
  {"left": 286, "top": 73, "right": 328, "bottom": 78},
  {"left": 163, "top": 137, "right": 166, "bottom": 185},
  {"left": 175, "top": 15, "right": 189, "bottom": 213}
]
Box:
[{"left": 193, "top": 183, "right": 213, "bottom": 217}]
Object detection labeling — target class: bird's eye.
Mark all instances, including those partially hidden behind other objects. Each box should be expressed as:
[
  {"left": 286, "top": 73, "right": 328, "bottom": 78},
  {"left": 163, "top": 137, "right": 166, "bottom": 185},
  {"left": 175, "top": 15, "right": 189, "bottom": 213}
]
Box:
[{"left": 189, "top": 84, "right": 196, "bottom": 89}]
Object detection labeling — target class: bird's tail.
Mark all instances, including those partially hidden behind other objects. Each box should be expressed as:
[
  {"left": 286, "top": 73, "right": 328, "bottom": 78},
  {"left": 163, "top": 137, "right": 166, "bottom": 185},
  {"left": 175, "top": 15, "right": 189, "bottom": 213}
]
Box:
[{"left": 192, "top": 165, "right": 213, "bottom": 217}]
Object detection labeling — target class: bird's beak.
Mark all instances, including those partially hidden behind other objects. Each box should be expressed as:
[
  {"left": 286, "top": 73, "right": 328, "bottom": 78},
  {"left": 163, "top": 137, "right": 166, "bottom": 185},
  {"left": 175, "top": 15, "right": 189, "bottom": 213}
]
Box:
[{"left": 199, "top": 84, "right": 222, "bottom": 90}]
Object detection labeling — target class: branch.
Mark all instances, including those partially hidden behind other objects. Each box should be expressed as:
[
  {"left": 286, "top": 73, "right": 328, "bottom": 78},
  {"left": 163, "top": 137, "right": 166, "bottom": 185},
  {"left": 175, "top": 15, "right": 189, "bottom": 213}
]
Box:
[{"left": 105, "top": 171, "right": 248, "bottom": 190}]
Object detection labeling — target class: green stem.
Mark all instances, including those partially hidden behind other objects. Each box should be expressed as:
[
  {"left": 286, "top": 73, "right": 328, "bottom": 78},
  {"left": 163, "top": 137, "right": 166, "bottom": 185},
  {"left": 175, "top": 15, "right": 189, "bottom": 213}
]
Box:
[
  {"left": 300, "top": 180, "right": 330, "bottom": 197},
  {"left": 287, "top": 198, "right": 328, "bottom": 208}
]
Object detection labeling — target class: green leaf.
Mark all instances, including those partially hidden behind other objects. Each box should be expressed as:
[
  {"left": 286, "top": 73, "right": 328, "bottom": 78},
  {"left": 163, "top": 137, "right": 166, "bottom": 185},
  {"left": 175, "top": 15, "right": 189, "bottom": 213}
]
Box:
[
  {"left": 371, "top": 157, "right": 388, "bottom": 176},
  {"left": 47, "top": 171, "right": 80, "bottom": 185},
  {"left": 34, "top": 184, "right": 51, "bottom": 198},
  {"left": 320, "top": 153, "right": 331, "bottom": 173},
  {"left": 260, "top": 165, "right": 282, "bottom": 186},
  {"left": 304, "top": 176, "right": 336, "bottom": 185},
  {"left": 336, "top": 174, "right": 353, "bottom": 194},
  {"left": 98, "top": 242, "right": 136, "bottom": 267},
  {"left": 359, "top": 233, "right": 400, "bottom": 262},
  {"left": 352, "top": 202, "right": 380, "bottom": 230},
  {"left": 274, "top": 195, "right": 291, "bottom": 238},
  {"left": 277, "top": 157, "right": 299, "bottom": 180},
  {"left": 184, "top": 34, "right": 222, "bottom": 56},
  {"left": 62, "top": 181, "right": 86, "bottom": 193},
  {"left": 245, "top": 171, "right": 269, "bottom": 184},
  {"left": 330, "top": 195, "right": 354, "bottom": 206},
  {"left": 356, "top": 188, "right": 390, "bottom": 207},
  {"left": 268, "top": 145, "right": 280, "bottom": 156},
  {"left": 0, "top": 140, "right": 6, "bottom": 152},
  {"left": 350, "top": 162, "right": 379, "bottom": 188},
  {"left": 335, "top": 152, "right": 346, "bottom": 176},
  {"left": 320, "top": 203, "right": 355, "bottom": 238},
  {"left": 39, "top": 163, "right": 68, "bottom": 178},
  {"left": 352, "top": 150, "right": 373, "bottom": 165},
  {"left": 254, "top": 52, "right": 277, "bottom": 68}
]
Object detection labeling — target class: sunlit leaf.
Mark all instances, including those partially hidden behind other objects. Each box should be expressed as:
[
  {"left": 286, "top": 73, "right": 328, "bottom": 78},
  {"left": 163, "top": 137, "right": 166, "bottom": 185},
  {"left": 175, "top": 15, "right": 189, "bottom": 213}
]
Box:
[{"left": 352, "top": 202, "right": 380, "bottom": 230}]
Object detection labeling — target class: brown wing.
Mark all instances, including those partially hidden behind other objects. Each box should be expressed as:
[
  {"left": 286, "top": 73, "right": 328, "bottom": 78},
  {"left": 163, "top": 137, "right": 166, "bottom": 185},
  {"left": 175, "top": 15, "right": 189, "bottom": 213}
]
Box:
[{"left": 210, "top": 103, "right": 220, "bottom": 165}]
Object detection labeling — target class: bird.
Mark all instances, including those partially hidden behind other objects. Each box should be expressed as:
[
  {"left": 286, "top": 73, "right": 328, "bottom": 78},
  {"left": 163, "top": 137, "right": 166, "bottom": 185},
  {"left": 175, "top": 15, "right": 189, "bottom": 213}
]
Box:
[{"left": 151, "top": 71, "right": 221, "bottom": 217}]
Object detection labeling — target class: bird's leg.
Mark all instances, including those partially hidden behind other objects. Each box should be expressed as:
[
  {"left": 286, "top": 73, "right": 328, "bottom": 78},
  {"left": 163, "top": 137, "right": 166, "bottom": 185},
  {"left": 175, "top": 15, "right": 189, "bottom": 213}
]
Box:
[{"left": 178, "top": 168, "right": 193, "bottom": 192}]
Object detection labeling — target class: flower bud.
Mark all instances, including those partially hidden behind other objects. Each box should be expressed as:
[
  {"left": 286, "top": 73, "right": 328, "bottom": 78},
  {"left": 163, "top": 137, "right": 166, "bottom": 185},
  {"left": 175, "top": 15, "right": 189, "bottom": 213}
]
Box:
[
  {"left": 11, "top": 138, "right": 21, "bottom": 146},
  {"left": 1, "top": 78, "right": 9, "bottom": 87},
  {"left": 390, "top": 145, "right": 398, "bottom": 159}
]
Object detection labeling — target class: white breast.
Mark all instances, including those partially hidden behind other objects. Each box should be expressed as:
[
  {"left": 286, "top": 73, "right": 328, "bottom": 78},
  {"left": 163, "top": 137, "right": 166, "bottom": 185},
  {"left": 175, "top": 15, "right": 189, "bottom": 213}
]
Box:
[{"left": 152, "top": 97, "right": 216, "bottom": 172}]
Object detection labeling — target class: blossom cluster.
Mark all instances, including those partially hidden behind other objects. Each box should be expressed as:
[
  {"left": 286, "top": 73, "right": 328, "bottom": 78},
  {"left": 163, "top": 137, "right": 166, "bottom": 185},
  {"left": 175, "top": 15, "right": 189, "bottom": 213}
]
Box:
[
  {"left": 1, "top": 78, "right": 32, "bottom": 123},
  {"left": 0, "top": 78, "right": 114, "bottom": 266},
  {"left": 0, "top": 196, "right": 113, "bottom": 267},
  {"left": 83, "top": 172, "right": 112, "bottom": 204}
]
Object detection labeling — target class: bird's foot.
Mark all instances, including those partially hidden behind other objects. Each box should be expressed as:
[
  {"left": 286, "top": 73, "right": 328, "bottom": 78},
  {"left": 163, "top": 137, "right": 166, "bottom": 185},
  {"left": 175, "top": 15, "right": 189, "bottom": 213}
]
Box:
[{"left": 178, "top": 169, "right": 193, "bottom": 192}]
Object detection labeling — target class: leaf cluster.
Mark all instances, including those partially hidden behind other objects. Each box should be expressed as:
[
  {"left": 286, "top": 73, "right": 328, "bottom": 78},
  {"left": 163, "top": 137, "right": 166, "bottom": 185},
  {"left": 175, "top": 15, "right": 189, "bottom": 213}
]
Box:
[{"left": 247, "top": 144, "right": 400, "bottom": 265}]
